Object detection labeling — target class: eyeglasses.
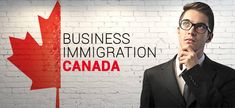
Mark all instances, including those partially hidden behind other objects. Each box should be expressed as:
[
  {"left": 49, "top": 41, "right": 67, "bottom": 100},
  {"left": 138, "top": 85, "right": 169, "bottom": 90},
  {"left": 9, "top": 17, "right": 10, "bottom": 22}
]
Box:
[{"left": 179, "top": 19, "right": 211, "bottom": 34}]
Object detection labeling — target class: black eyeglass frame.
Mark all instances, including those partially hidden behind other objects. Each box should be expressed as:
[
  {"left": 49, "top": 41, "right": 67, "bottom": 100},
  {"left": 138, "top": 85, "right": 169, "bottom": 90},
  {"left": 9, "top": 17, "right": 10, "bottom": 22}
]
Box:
[{"left": 179, "top": 19, "right": 212, "bottom": 34}]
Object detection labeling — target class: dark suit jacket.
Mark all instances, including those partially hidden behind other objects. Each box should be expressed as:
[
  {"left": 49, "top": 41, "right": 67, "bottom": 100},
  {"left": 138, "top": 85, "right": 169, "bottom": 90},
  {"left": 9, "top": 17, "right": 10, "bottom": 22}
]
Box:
[{"left": 140, "top": 54, "right": 235, "bottom": 108}]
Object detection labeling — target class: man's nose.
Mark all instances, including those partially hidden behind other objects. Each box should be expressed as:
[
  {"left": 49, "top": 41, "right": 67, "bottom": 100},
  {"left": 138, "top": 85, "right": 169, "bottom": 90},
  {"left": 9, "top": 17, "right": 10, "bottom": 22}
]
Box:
[{"left": 187, "top": 26, "right": 197, "bottom": 36}]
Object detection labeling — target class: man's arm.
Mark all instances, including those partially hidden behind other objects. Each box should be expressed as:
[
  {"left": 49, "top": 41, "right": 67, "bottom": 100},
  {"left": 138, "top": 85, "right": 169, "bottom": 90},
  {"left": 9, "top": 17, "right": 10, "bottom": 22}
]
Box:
[
  {"left": 140, "top": 70, "right": 154, "bottom": 108},
  {"left": 182, "top": 64, "right": 235, "bottom": 107}
]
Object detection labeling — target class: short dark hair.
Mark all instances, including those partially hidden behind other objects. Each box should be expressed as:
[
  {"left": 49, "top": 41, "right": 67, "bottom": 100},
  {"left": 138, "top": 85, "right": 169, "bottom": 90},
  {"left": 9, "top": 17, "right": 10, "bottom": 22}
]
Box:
[{"left": 179, "top": 2, "right": 214, "bottom": 33}]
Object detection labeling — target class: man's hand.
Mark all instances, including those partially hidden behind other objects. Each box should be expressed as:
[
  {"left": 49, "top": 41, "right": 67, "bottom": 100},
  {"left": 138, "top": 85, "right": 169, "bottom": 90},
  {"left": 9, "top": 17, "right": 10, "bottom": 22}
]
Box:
[{"left": 179, "top": 46, "right": 199, "bottom": 70}]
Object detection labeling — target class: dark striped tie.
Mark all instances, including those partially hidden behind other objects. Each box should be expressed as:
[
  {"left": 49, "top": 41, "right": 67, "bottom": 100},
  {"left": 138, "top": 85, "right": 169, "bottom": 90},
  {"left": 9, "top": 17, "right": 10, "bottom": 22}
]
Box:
[
  {"left": 180, "top": 64, "right": 190, "bottom": 101},
  {"left": 183, "top": 83, "right": 189, "bottom": 101}
]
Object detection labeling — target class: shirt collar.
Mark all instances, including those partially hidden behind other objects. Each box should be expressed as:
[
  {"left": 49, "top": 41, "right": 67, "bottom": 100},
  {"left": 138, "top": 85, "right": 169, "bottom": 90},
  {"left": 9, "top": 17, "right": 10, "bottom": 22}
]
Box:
[{"left": 175, "top": 53, "right": 205, "bottom": 77}]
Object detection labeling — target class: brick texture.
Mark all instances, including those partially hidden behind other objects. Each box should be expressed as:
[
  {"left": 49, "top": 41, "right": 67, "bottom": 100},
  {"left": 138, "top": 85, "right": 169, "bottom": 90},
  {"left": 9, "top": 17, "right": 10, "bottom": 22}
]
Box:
[{"left": 0, "top": 0, "right": 235, "bottom": 108}]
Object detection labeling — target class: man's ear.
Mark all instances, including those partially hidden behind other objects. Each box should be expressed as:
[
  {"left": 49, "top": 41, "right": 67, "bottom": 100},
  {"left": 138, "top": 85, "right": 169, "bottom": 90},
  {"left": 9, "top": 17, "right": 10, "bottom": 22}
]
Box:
[
  {"left": 206, "top": 33, "right": 213, "bottom": 43},
  {"left": 177, "top": 27, "right": 180, "bottom": 36}
]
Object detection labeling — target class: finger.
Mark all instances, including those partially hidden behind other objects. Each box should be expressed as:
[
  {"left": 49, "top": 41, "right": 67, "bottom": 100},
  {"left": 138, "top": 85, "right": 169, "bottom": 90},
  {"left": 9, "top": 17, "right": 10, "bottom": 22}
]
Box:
[
  {"left": 181, "top": 45, "right": 190, "bottom": 51},
  {"left": 179, "top": 56, "right": 188, "bottom": 61},
  {"left": 186, "top": 46, "right": 194, "bottom": 52},
  {"left": 179, "top": 59, "right": 187, "bottom": 65},
  {"left": 179, "top": 51, "right": 189, "bottom": 57},
  {"left": 182, "top": 45, "right": 194, "bottom": 52},
  {"left": 179, "top": 50, "right": 185, "bottom": 57},
  {"left": 179, "top": 46, "right": 188, "bottom": 57}
]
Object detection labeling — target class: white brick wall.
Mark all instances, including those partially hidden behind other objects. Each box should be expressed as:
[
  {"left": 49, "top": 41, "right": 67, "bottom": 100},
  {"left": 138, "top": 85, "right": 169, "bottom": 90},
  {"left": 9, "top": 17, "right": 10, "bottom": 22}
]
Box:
[{"left": 0, "top": 0, "right": 235, "bottom": 108}]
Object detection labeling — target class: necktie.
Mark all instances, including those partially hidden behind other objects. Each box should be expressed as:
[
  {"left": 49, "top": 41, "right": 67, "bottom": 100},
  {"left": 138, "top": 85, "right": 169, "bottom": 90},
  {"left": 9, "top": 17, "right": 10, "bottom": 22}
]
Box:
[
  {"left": 180, "top": 64, "right": 190, "bottom": 101},
  {"left": 183, "top": 83, "right": 190, "bottom": 101}
]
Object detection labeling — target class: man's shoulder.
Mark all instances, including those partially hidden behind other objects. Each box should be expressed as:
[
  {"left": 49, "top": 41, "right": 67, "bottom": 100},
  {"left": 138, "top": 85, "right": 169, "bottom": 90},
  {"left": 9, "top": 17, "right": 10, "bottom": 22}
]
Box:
[
  {"left": 144, "top": 58, "right": 173, "bottom": 74},
  {"left": 209, "top": 59, "right": 235, "bottom": 73},
  {"left": 204, "top": 56, "right": 235, "bottom": 80}
]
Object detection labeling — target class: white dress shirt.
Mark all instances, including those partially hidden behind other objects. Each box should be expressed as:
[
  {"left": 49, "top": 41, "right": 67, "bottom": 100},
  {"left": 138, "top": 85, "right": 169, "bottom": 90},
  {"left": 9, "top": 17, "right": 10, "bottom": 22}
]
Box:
[{"left": 175, "top": 54, "right": 205, "bottom": 95}]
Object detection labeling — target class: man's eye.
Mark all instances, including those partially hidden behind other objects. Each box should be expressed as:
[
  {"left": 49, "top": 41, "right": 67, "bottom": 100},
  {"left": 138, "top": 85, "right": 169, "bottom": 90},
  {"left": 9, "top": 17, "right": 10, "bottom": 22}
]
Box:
[
  {"left": 196, "top": 24, "right": 206, "bottom": 30},
  {"left": 182, "top": 22, "right": 191, "bottom": 27}
]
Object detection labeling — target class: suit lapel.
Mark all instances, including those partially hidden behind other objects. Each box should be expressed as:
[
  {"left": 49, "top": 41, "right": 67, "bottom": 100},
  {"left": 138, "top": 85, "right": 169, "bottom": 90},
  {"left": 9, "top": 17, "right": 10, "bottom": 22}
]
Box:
[
  {"left": 201, "top": 54, "right": 217, "bottom": 78},
  {"left": 161, "top": 55, "right": 186, "bottom": 107}
]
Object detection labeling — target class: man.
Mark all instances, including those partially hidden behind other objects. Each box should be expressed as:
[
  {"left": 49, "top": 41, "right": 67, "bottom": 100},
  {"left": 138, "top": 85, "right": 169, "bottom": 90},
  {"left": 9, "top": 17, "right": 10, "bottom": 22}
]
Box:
[{"left": 140, "top": 2, "right": 235, "bottom": 108}]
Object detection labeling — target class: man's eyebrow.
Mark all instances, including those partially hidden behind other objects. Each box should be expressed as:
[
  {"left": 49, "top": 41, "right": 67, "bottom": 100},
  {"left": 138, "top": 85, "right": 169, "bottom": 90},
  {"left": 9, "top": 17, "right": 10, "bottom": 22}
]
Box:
[
  {"left": 181, "top": 18, "right": 190, "bottom": 21},
  {"left": 195, "top": 22, "right": 209, "bottom": 26},
  {"left": 183, "top": 19, "right": 208, "bottom": 25}
]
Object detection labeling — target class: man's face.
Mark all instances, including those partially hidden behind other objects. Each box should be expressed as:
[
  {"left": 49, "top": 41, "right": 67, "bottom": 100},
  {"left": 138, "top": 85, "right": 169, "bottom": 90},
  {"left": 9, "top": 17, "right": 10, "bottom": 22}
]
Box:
[{"left": 177, "top": 9, "right": 212, "bottom": 52}]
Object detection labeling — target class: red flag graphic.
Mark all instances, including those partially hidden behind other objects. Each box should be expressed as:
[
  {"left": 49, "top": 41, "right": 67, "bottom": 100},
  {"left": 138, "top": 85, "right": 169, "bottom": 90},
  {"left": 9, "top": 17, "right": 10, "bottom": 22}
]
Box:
[{"left": 7, "top": 1, "right": 61, "bottom": 108}]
